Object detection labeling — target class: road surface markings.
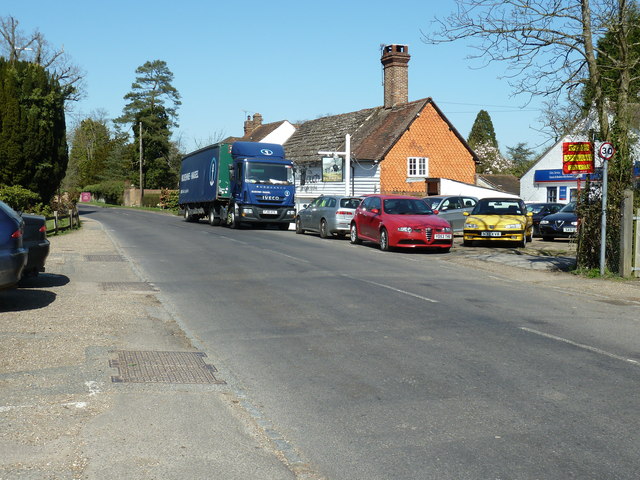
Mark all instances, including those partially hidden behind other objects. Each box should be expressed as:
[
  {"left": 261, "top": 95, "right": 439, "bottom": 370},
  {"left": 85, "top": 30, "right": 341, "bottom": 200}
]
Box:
[
  {"left": 521, "top": 327, "right": 640, "bottom": 366},
  {"left": 341, "top": 274, "right": 438, "bottom": 303},
  {"left": 258, "top": 248, "right": 311, "bottom": 263}
]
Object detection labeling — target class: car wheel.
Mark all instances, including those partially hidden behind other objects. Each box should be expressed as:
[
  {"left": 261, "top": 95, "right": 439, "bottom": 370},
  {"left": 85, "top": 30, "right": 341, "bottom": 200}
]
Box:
[
  {"left": 350, "top": 223, "right": 361, "bottom": 244},
  {"left": 295, "top": 217, "right": 304, "bottom": 234},
  {"left": 380, "top": 228, "right": 390, "bottom": 251},
  {"left": 518, "top": 235, "right": 527, "bottom": 248},
  {"left": 184, "top": 208, "right": 193, "bottom": 222},
  {"left": 319, "top": 219, "right": 329, "bottom": 239}
]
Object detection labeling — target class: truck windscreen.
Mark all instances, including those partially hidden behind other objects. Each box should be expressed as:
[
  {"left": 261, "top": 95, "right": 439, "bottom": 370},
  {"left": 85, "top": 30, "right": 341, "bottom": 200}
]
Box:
[{"left": 245, "top": 162, "right": 294, "bottom": 185}]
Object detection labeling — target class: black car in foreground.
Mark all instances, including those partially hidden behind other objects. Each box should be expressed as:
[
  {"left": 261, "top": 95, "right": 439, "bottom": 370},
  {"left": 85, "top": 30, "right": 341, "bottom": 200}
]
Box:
[
  {"left": 526, "top": 202, "right": 564, "bottom": 236},
  {"left": 21, "top": 213, "right": 50, "bottom": 277},
  {"left": 538, "top": 202, "right": 578, "bottom": 241}
]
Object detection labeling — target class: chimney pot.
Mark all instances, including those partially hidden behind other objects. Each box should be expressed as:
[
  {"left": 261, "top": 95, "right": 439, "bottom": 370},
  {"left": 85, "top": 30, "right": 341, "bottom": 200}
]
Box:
[{"left": 381, "top": 44, "right": 410, "bottom": 108}]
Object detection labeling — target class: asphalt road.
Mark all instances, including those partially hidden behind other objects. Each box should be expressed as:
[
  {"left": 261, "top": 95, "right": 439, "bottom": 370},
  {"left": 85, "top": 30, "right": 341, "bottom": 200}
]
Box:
[{"left": 80, "top": 205, "right": 640, "bottom": 480}]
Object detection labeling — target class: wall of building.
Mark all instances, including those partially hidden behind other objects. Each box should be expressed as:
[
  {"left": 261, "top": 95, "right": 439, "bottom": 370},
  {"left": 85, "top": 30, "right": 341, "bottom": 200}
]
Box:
[
  {"left": 439, "top": 178, "right": 519, "bottom": 199},
  {"left": 293, "top": 162, "right": 380, "bottom": 210},
  {"left": 380, "top": 103, "right": 476, "bottom": 195},
  {"left": 520, "top": 133, "right": 587, "bottom": 204}
]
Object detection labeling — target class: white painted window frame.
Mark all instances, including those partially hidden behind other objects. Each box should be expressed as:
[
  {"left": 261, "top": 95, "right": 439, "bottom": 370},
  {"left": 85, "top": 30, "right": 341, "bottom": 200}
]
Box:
[{"left": 407, "top": 157, "right": 429, "bottom": 177}]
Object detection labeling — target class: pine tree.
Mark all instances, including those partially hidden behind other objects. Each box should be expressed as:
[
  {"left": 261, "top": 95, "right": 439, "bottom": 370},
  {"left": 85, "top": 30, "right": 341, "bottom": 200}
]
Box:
[
  {"left": 467, "top": 110, "right": 511, "bottom": 173},
  {"left": 116, "top": 60, "right": 181, "bottom": 189}
]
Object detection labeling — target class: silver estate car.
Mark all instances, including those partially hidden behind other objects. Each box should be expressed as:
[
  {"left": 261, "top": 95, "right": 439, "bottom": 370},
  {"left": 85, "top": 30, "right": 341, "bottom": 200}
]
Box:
[
  {"left": 295, "top": 195, "right": 362, "bottom": 238},
  {"left": 423, "top": 195, "right": 478, "bottom": 232}
]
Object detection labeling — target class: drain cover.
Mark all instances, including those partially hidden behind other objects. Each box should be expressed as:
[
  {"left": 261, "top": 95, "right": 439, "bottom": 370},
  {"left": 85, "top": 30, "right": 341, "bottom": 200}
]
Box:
[
  {"left": 101, "top": 282, "right": 157, "bottom": 292},
  {"left": 109, "top": 351, "right": 225, "bottom": 384},
  {"left": 85, "top": 255, "right": 125, "bottom": 262}
]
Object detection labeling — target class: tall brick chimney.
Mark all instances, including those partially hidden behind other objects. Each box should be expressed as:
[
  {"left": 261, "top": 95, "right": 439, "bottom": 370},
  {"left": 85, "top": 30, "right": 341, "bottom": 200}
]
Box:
[
  {"left": 243, "top": 113, "right": 263, "bottom": 136},
  {"left": 381, "top": 44, "right": 410, "bottom": 108}
]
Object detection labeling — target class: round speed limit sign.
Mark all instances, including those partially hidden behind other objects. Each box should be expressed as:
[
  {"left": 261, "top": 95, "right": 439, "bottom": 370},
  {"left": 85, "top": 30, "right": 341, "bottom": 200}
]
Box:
[{"left": 599, "top": 142, "right": 615, "bottom": 160}]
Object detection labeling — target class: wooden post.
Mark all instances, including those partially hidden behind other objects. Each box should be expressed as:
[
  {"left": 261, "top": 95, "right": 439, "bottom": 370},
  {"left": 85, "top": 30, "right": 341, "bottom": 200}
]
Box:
[
  {"left": 619, "top": 190, "right": 633, "bottom": 277},
  {"left": 634, "top": 208, "right": 640, "bottom": 278},
  {"left": 53, "top": 211, "right": 59, "bottom": 234}
]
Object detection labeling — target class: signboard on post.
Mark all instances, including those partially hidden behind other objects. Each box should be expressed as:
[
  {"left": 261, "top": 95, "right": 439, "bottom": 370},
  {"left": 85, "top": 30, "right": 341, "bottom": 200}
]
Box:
[
  {"left": 598, "top": 142, "right": 615, "bottom": 160},
  {"left": 322, "top": 156, "right": 344, "bottom": 182},
  {"left": 563, "top": 142, "right": 594, "bottom": 174}
]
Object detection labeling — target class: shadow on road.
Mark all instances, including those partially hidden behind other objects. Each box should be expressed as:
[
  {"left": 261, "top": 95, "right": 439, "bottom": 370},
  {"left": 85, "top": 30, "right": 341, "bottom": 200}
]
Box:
[
  {"left": 0, "top": 274, "right": 69, "bottom": 312},
  {"left": 0, "top": 289, "right": 57, "bottom": 312},
  {"left": 18, "top": 273, "right": 69, "bottom": 289}
]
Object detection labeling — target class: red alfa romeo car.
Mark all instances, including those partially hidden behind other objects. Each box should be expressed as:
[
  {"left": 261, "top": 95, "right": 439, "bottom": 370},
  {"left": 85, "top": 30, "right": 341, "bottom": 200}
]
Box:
[{"left": 350, "top": 194, "right": 453, "bottom": 252}]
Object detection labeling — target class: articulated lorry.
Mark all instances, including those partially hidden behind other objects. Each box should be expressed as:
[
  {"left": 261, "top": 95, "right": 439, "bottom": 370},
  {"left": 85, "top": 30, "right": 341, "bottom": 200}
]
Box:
[{"left": 178, "top": 141, "right": 296, "bottom": 229}]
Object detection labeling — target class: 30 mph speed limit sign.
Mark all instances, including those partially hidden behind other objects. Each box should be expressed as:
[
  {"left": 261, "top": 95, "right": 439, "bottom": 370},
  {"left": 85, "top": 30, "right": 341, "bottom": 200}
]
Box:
[{"left": 599, "top": 142, "right": 615, "bottom": 160}]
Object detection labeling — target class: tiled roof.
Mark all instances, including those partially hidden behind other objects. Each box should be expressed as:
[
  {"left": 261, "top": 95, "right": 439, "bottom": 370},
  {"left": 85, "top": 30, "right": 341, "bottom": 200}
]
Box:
[
  {"left": 477, "top": 174, "right": 521, "bottom": 195},
  {"left": 284, "top": 108, "right": 378, "bottom": 163},
  {"left": 285, "top": 98, "right": 478, "bottom": 165},
  {"left": 221, "top": 121, "right": 289, "bottom": 144},
  {"left": 241, "top": 121, "right": 287, "bottom": 142}
]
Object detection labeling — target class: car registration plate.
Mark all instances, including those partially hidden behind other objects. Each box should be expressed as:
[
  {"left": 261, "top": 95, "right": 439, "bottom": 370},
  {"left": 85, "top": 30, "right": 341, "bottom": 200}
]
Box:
[
  {"left": 563, "top": 227, "right": 576, "bottom": 233},
  {"left": 262, "top": 210, "right": 278, "bottom": 215},
  {"left": 481, "top": 231, "right": 502, "bottom": 237},
  {"left": 434, "top": 233, "right": 452, "bottom": 240}
]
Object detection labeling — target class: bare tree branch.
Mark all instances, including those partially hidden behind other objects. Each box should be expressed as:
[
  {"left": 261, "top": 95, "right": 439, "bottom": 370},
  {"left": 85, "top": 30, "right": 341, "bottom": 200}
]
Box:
[{"left": 0, "top": 15, "right": 86, "bottom": 101}]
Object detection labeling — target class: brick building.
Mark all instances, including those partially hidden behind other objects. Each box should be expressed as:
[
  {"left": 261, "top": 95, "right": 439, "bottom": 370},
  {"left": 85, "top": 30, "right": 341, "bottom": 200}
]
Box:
[{"left": 284, "top": 44, "right": 478, "bottom": 208}]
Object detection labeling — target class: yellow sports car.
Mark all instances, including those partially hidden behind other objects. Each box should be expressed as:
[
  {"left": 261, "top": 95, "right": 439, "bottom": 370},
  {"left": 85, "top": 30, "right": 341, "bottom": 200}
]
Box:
[{"left": 463, "top": 197, "right": 533, "bottom": 247}]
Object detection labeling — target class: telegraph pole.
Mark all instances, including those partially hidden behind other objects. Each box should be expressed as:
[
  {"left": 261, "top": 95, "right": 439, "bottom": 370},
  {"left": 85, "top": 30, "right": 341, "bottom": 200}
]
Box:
[{"left": 139, "top": 121, "right": 144, "bottom": 206}]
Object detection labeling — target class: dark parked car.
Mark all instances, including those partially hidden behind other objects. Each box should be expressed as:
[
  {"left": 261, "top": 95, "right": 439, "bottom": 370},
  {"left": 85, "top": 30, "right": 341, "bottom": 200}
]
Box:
[
  {"left": 350, "top": 194, "right": 453, "bottom": 252},
  {"left": 296, "top": 195, "right": 362, "bottom": 238},
  {"left": 538, "top": 202, "right": 578, "bottom": 241},
  {"left": 423, "top": 195, "right": 478, "bottom": 232},
  {"left": 21, "top": 213, "right": 50, "bottom": 277},
  {"left": 526, "top": 202, "right": 564, "bottom": 236},
  {"left": 0, "top": 200, "right": 28, "bottom": 289}
]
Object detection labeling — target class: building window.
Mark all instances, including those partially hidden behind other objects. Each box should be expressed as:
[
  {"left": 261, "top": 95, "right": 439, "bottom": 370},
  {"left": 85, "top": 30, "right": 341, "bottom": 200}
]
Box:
[
  {"left": 547, "top": 187, "right": 557, "bottom": 203},
  {"left": 570, "top": 188, "right": 578, "bottom": 202},
  {"left": 407, "top": 157, "right": 428, "bottom": 177}
]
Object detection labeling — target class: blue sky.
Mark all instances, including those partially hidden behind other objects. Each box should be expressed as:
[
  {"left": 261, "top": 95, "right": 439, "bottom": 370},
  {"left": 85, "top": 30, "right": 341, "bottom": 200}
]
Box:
[{"left": 5, "top": 0, "right": 553, "bottom": 155}]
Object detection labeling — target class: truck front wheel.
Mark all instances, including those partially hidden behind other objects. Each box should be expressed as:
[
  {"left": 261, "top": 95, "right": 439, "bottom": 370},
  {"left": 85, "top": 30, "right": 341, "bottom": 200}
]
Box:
[
  {"left": 184, "top": 208, "right": 193, "bottom": 222},
  {"left": 227, "top": 206, "right": 239, "bottom": 229}
]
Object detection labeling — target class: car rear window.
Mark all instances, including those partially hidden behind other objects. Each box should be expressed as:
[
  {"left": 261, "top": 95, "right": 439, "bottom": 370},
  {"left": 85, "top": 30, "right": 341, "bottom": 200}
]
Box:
[{"left": 340, "top": 198, "right": 361, "bottom": 209}]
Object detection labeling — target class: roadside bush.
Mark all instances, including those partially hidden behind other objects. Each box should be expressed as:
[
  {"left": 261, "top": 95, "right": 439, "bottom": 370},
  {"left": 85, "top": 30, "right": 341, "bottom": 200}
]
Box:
[
  {"left": 50, "top": 190, "right": 79, "bottom": 214},
  {"left": 0, "top": 184, "right": 42, "bottom": 212},
  {"left": 160, "top": 189, "right": 179, "bottom": 210},
  {"left": 142, "top": 192, "right": 161, "bottom": 208},
  {"left": 84, "top": 180, "right": 125, "bottom": 205}
]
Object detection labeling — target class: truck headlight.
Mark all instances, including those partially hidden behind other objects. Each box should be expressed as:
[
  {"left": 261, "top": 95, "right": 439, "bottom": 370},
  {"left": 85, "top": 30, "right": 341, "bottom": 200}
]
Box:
[
  {"left": 287, "top": 210, "right": 296, "bottom": 215},
  {"left": 242, "top": 208, "right": 253, "bottom": 214}
]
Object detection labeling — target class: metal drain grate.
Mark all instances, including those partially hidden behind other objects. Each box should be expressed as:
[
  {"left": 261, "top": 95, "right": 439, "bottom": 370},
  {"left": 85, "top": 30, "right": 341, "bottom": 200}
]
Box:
[
  {"left": 85, "top": 254, "right": 125, "bottom": 262},
  {"left": 101, "top": 282, "right": 157, "bottom": 292},
  {"left": 109, "top": 350, "right": 225, "bottom": 384}
]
